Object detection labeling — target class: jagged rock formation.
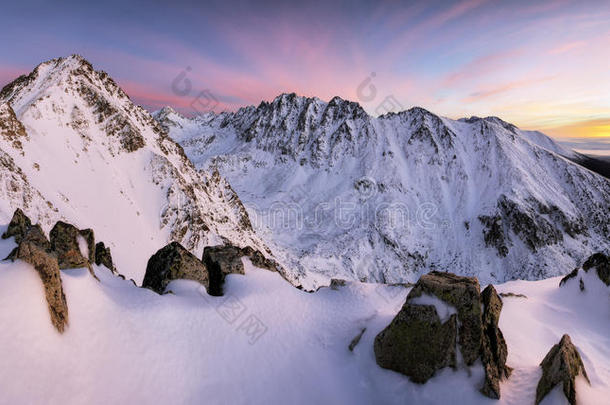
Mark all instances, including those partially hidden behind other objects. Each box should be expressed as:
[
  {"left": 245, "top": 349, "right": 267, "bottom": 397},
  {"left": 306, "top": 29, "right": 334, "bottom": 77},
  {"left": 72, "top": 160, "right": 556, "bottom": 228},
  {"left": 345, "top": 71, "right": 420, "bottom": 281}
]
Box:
[
  {"left": 50, "top": 221, "right": 94, "bottom": 269},
  {"left": 202, "top": 245, "right": 246, "bottom": 296},
  {"left": 158, "top": 94, "right": 610, "bottom": 289},
  {"left": 374, "top": 301, "right": 458, "bottom": 383},
  {"left": 480, "top": 285, "right": 512, "bottom": 398},
  {"left": 536, "top": 334, "right": 590, "bottom": 405},
  {"left": 0, "top": 102, "right": 28, "bottom": 151},
  {"left": 142, "top": 242, "right": 209, "bottom": 294},
  {"left": 374, "top": 271, "right": 511, "bottom": 398},
  {"left": 0, "top": 55, "right": 279, "bottom": 284},
  {"left": 2, "top": 210, "right": 68, "bottom": 332},
  {"left": 1, "top": 207, "right": 32, "bottom": 244},
  {"left": 94, "top": 241, "right": 115, "bottom": 272}
]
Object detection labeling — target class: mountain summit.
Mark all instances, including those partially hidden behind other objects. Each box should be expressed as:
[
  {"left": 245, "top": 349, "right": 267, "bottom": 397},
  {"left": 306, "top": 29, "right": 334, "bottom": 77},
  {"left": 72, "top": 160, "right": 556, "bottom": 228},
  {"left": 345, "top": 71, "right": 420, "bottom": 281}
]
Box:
[{"left": 0, "top": 55, "right": 275, "bottom": 282}]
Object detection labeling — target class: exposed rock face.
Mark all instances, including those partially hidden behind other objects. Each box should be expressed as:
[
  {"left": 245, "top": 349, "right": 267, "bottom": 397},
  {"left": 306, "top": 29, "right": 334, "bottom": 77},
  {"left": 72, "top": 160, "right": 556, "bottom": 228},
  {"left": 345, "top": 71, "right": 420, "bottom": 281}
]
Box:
[
  {"left": 480, "top": 285, "right": 513, "bottom": 399},
  {"left": 374, "top": 271, "right": 511, "bottom": 398},
  {"left": 239, "top": 245, "right": 281, "bottom": 272},
  {"left": 536, "top": 334, "right": 590, "bottom": 405},
  {"left": 3, "top": 210, "right": 68, "bottom": 333},
  {"left": 0, "top": 102, "right": 28, "bottom": 150},
  {"left": 49, "top": 221, "right": 94, "bottom": 269},
  {"left": 94, "top": 241, "right": 115, "bottom": 272},
  {"left": 374, "top": 304, "right": 458, "bottom": 383},
  {"left": 142, "top": 242, "right": 208, "bottom": 294},
  {"left": 1, "top": 208, "right": 32, "bottom": 244},
  {"left": 202, "top": 245, "right": 246, "bottom": 296},
  {"left": 406, "top": 271, "right": 482, "bottom": 365}
]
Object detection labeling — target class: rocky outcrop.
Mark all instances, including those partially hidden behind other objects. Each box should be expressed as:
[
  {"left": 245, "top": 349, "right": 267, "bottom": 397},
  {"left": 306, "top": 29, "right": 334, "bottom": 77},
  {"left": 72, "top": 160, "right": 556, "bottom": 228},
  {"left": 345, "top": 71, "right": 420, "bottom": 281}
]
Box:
[
  {"left": 374, "top": 271, "right": 511, "bottom": 398},
  {"left": 1, "top": 207, "right": 32, "bottom": 243},
  {"left": 3, "top": 210, "right": 68, "bottom": 333},
  {"left": 374, "top": 303, "right": 458, "bottom": 383},
  {"left": 49, "top": 221, "right": 95, "bottom": 269},
  {"left": 200, "top": 243, "right": 281, "bottom": 296},
  {"left": 0, "top": 102, "right": 28, "bottom": 150},
  {"left": 142, "top": 242, "right": 208, "bottom": 294},
  {"left": 536, "top": 334, "right": 590, "bottom": 405},
  {"left": 202, "top": 245, "right": 245, "bottom": 296},
  {"left": 406, "top": 272, "right": 482, "bottom": 365},
  {"left": 480, "top": 285, "right": 513, "bottom": 399},
  {"left": 94, "top": 241, "right": 115, "bottom": 272}
]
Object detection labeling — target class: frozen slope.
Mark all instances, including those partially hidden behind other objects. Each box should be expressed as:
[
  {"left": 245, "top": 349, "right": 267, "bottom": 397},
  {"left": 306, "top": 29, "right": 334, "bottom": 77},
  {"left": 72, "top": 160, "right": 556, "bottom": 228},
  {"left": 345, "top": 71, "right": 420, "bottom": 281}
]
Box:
[
  {"left": 0, "top": 233, "right": 607, "bottom": 405},
  {"left": 0, "top": 56, "right": 274, "bottom": 282},
  {"left": 157, "top": 95, "right": 610, "bottom": 289}
]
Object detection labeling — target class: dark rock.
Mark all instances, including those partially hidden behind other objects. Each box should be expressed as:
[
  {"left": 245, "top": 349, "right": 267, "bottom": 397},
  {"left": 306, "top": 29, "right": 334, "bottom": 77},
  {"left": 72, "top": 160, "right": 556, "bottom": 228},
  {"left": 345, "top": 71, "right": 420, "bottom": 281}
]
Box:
[
  {"left": 480, "top": 285, "right": 512, "bottom": 399},
  {"left": 2, "top": 208, "right": 32, "bottom": 244},
  {"left": 94, "top": 241, "right": 115, "bottom": 272},
  {"left": 78, "top": 228, "right": 96, "bottom": 264},
  {"left": 536, "top": 334, "right": 590, "bottom": 405},
  {"left": 499, "top": 292, "right": 527, "bottom": 298},
  {"left": 142, "top": 242, "right": 208, "bottom": 294},
  {"left": 330, "top": 278, "right": 347, "bottom": 290},
  {"left": 560, "top": 253, "right": 610, "bottom": 290},
  {"left": 240, "top": 245, "right": 280, "bottom": 272},
  {"left": 374, "top": 303, "right": 458, "bottom": 383},
  {"left": 49, "top": 221, "right": 90, "bottom": 269},
  {"left": 407, "top": 271, "right": 482, "bottom": 365},
  {"left": 202, "top": 245, "right": 245, "bottom": 296},
  {"left": 582, "top": 252, "right": 609, "bottom": 286},
  {"left": 6, "top": 223, "right": 68, "bottom": 333},
  {"left": 560, "top": 268, "right": 580, "bottom": 287},
  {"left": 348, "top": 327, "right": 366, "bottom": 352},
  {"left": 374, "top": 272, "right": 512, "bottom": 399}
]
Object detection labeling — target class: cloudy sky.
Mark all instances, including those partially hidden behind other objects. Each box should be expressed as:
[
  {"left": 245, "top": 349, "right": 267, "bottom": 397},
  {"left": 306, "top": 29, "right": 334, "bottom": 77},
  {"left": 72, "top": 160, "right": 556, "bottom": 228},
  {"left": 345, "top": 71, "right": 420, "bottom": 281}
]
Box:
[{"left": 1, "top": 0, "right": 609, "bottom": 145}]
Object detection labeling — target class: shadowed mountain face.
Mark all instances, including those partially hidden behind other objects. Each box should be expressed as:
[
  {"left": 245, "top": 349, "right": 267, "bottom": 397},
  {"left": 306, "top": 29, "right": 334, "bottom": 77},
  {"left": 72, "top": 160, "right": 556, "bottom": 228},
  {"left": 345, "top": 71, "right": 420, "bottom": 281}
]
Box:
[
  {"left": 156, "top": 95, "right": 610, "bottom": 289},
  {"left": 568, "top": 154, "right": 610, "bottom": 180}
]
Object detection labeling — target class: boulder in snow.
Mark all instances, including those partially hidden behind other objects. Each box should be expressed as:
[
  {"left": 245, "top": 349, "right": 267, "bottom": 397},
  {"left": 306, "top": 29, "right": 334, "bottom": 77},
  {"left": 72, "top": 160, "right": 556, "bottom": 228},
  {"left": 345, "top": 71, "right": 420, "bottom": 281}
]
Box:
[
  {"left": 4, "top": 211, "right": 68, "bottom": 333},
  {"left": 202, "top": 244, "right": 245, "bottom": 296},
  {"left": 2, "top": 208, "right": 33, "bottom": 244},
  {"left": 49, "top": 221, "right": 95, "bottom": 269},
  {"left": 535, "top": 334, "right": 589, "bottom": 405},
  {"left": 142, "top": 242, "right": 208, "bottom": 294},
  {"left": 406, "top": 271, "right": 482, "bottom": 365},
  {"left": 374, "top": 303, "right": 458, "bottom": 383},
  {"left": 480, "top": 285, "right": 512, "bottom": 399},
  {"left": 94, "top": 241, "right": 115, "bottom": 272},
  {"left": 374, "top": 271, "right": 511, "bottom": 398}
]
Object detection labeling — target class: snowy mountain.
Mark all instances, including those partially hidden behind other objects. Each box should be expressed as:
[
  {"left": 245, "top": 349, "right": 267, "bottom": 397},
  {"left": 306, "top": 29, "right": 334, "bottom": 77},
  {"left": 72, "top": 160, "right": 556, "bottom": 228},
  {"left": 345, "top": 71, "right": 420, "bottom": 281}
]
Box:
[
  {"left": 156, "top": 93, "right": 610, "bottom": 289},
  {"left": 0, "top": 55, "right": 276, "bottom": 282}
]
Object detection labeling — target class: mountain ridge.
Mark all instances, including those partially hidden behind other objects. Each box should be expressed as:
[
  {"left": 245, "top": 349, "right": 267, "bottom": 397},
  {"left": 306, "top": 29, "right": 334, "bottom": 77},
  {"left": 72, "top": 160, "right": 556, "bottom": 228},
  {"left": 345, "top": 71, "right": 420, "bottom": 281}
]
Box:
[
  {"left": 156, "top": 92, "right": 610, "bottom": 289},
  {"left": 0, "top": 55, "right": 284, "bottom": 283}
]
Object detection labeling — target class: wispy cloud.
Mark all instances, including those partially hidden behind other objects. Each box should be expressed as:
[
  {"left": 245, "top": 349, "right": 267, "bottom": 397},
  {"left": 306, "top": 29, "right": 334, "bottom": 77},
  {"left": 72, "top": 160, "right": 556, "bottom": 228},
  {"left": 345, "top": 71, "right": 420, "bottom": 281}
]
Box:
[{"left": 548, "top": 40, "right": 587, "bottom": 55}]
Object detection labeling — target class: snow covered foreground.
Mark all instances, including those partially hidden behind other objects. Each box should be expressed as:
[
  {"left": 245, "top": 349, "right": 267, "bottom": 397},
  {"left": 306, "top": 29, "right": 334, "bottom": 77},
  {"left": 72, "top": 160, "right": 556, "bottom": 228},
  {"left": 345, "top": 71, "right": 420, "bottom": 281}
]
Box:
[{"left": 0, "top": 234, "right": 607, "bottom": 405}]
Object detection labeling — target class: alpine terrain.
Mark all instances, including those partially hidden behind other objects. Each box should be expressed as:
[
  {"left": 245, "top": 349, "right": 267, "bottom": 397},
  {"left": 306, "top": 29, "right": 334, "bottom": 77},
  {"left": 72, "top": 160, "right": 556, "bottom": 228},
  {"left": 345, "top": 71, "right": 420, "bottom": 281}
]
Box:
[
  {"left": 156, "top": 94, "right": 610, "bottom": 289},
  {"left": 0, "top": 56, "right": 608, "bottom": 405}
]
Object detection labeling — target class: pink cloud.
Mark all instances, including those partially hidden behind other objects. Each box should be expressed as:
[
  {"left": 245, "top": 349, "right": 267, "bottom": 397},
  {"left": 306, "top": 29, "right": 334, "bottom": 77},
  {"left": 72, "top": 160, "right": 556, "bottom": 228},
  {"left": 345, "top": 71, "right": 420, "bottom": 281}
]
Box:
[
  {"left": 462, "top": 76, "right": 555, "bottom": 103},
  {"left": 547, "top": 40, "right": 587, "bottom": 55}
]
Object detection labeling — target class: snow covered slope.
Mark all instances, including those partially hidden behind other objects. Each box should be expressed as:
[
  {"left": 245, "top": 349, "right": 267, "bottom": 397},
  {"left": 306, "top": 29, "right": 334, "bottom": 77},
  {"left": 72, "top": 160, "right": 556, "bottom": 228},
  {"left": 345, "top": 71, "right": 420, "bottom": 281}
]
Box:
[
  {"left": 0, "top": 231, "right": 607, "bottom": 405},
  {"left": 157, "top": 94, "right": 610, "bottom": 289},
  {"left": 0, "top": 56, "right": 273, "bottom": 282}
]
